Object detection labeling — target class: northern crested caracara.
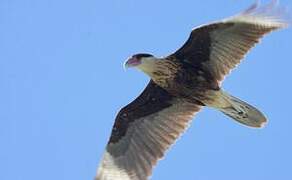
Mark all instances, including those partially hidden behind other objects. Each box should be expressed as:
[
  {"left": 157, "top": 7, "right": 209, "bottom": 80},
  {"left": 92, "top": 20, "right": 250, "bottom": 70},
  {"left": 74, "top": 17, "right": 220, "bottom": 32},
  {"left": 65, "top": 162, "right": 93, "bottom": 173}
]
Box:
[{"left": 96, "top": 1, "right": 288, "bottom": 180}]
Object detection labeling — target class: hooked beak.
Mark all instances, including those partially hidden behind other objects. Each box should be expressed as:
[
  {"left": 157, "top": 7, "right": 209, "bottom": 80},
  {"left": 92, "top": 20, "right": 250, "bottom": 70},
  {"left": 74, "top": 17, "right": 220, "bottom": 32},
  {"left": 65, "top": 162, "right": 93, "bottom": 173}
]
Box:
[{"left": 124, "top": 57, "right": 141, "bottom": 69}]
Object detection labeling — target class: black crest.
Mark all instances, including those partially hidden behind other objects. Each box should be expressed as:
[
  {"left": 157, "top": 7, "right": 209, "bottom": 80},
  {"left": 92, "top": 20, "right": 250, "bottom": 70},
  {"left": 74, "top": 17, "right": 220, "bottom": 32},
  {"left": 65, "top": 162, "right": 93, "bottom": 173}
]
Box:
[{"left": 133, "top": 53, "right": 154, "bottom": 59}]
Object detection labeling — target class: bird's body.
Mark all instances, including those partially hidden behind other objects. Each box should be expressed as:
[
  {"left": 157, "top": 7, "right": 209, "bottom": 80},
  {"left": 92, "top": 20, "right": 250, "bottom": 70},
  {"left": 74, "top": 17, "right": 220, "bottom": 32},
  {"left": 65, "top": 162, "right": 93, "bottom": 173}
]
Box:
[
  {"left": 139, "top": 57, "right": 220, "bottom": 112},
  {"left": 96, "top": 1, "right": 288, "bottom": 180}
]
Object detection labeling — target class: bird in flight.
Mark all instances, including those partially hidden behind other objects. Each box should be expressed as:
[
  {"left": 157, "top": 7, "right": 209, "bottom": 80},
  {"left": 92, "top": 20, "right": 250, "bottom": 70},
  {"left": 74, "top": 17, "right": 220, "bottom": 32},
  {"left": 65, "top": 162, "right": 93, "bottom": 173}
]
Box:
[{"left": 96, "top": 1, "right": 288, "bottom": 180}]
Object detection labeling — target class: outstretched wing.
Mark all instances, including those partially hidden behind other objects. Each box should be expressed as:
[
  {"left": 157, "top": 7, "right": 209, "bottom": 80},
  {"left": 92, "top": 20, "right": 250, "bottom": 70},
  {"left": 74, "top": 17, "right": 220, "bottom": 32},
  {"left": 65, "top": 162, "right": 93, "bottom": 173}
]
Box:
[
  {"left": 170, "top": 1, "right": 288, "bottom": 83},
  {"left": 96, "top": 81, "right": 201, "bottom": 180}
]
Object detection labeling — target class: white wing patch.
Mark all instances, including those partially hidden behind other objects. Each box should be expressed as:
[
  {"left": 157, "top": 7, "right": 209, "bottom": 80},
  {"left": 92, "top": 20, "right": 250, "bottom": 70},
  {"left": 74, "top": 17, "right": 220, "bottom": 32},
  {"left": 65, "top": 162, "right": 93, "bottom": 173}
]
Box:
[
  {"left": 227, "top": 0, "right": 288, "bottom": 28},
  {"left": 96, "top": 99, "right": 201, "bottom": 180},
  {"left": 207, "top": 0, "right": 289, "bottom": 83}
]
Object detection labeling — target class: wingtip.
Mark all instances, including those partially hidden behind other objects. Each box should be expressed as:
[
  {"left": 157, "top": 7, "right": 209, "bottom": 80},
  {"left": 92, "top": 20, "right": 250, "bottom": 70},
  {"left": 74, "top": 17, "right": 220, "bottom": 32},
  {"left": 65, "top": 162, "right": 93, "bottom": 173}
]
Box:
[
  {"left": 241, "top": 0, "right": 261, "bottom": 15},
  {"left": 241, "top": 0, "right": 280, "bottom": 16},
  {"left": 230, "top": 0, "right": 291, "bottom": 29}
]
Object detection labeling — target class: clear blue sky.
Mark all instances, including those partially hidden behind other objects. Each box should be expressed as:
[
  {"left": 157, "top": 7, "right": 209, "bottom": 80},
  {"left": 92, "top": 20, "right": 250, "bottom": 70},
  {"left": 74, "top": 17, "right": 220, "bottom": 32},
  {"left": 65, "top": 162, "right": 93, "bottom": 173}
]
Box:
[{"left": 1, "top": 0, "right": 291, "bottom": 179}]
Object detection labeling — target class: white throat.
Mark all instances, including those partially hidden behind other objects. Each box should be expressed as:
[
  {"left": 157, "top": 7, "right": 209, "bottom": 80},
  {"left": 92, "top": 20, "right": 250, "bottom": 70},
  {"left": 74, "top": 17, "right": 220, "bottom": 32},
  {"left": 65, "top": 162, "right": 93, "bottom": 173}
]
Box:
[{"left": 137, "top": 57, "right": 159, "bottom": 76}]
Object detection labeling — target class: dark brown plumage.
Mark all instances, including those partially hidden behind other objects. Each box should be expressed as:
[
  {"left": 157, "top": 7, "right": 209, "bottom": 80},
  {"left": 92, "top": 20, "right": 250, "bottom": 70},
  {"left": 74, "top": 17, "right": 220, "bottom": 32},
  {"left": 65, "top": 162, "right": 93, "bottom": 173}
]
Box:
[
  {"left": 96, "top": 1, "right": 288, "bottom": 180},
  {"left": 109, "top": 81, "right": 173, "bottom": 144}
]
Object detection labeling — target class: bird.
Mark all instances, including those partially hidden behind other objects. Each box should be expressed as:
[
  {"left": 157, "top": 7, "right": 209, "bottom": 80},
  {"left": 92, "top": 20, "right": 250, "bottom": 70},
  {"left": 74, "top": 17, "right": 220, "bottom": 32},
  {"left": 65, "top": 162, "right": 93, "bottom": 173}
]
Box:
[{"left": 96, "top": 1, "right": 288, "bottom": 180}]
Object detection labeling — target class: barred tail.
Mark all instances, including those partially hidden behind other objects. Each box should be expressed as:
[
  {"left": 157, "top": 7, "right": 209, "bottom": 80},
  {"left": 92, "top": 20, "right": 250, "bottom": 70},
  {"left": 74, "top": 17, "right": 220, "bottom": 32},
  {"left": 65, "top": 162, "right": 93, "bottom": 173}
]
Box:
[{"left": 218, "top": 92, "right": 267, "bottom": 128}]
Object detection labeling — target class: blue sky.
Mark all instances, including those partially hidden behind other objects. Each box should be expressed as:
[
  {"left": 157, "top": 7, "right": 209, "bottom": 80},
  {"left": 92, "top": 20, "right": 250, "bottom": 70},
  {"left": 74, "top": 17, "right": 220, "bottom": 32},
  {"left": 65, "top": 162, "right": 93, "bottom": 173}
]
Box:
[{"left": 1, "top": 0, "right": 292, "bottom": 179}]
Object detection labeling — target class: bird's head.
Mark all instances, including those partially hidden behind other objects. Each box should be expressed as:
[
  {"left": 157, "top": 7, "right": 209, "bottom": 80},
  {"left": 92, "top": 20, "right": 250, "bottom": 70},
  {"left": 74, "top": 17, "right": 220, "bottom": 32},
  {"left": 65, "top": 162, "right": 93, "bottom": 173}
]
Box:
[{"left": 124, "top": 53, "right": 159, "bottom": 76}]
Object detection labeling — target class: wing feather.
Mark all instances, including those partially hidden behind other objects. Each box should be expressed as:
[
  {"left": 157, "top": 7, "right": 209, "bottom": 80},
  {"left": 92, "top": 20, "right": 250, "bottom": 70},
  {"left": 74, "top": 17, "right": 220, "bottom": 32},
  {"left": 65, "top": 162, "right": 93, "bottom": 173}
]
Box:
[
  {"left": 170, "top": 1, "right": 288, "bottom": 83},
  {"left": 96, "top": 81, "right": 201, "bottom": 180}
]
